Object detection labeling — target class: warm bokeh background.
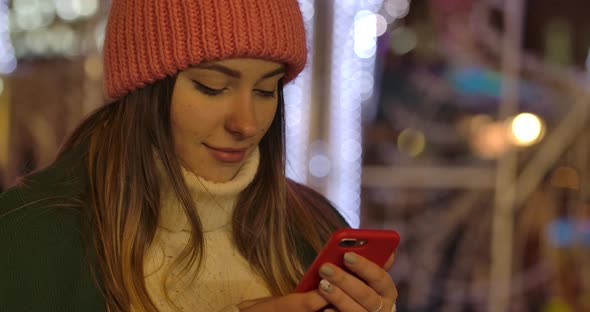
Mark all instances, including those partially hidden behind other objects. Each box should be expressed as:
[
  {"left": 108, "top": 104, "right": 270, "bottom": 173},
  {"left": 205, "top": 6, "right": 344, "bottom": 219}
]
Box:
[{"left": 1, "top": 1, "right": 589, "bottom": 311}]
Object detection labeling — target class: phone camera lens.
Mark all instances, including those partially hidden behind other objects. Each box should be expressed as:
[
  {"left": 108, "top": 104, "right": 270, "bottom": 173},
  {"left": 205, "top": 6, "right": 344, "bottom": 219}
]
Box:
[{"left": 339, "top": 238, "right": 358, "bottom": 247}]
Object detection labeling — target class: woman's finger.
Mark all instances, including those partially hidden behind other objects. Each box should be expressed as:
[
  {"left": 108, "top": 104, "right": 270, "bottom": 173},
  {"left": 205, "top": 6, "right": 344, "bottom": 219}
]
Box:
[
  {"left": 317, "top": 278, "right": 367, "bottom": 312},
  {"left": 318, "top": 263, "right": 386, "bottom": 312},
  {"left": 341, "top": 252, "right": 397, "bottom": 299},
  {"left": 383, "top": 252, "right": 395, "bottom": 271}
]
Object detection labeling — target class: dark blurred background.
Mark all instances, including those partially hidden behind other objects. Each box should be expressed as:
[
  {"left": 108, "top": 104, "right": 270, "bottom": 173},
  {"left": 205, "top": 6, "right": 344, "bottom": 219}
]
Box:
[{"left": 1, "top": 1, "right": 589, "bottom": 311}]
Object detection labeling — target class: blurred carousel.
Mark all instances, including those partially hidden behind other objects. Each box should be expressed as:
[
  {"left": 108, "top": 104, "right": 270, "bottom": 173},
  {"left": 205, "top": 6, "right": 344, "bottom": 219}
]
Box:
[{"left": 360, "top": 0, "right": 590, "bottom": 311}]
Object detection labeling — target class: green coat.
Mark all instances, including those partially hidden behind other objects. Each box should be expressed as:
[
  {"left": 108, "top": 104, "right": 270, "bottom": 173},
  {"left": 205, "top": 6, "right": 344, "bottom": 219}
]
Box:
[
  {"left": 0, "top": 145, "right": 338, "bottom": 312},
  {"left": 0, "top": 146, "right": 104, "bottom": 311}
]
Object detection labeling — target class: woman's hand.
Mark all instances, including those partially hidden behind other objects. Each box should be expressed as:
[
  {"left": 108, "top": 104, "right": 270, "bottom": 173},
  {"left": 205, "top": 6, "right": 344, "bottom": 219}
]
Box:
[
  {"left": 239, "top": 252, "right": 398, "bottom": 312},
  {"left": 317, "top": 252, "right": 398, "bottom": 312}
]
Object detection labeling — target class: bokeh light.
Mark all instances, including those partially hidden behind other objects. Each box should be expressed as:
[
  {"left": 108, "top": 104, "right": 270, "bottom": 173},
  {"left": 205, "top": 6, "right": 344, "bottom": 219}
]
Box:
[
  {"left": 309, "top": 154, "right": 332, "bottom": 178},
  {"left": 354, "top": 10, "right": 378, "bottom": 59},
  {"left": 78, "top": 0, "right": 99, "bottom": 17},
  {"left": 375, "top": 13, "right": 388, "bottom": 36},
  {"left": 550, "top": 166, "right": 580, "bottom": 190},
  {"left": 13, "top": 0, "right": 55, "bottom": 31},
  {"left": 299, "top": 0, "right": 315, "bottom": 22},
  {"left": 330, "top": 1, "right": 384, "bottom": 228},
  {"left": 391, "top": 26, "right": 417, "bottom": 55},
  {"left": 342, "top": 139, "right": 363, "bottom": 162},
  {"left": 397, "top": 128, "right": 426, "bottom": 157},
  {"left": 284, "top": 0, "right": 316, "bottom": 184},
  {"left": 471, "top": 121, "right": 510, "bottom": 159},
  {"left": 55, "top": 0, "right": 98, "bottom": 21},
  {"left": 383, "top": 0, "right": 411, "bottom": 20},
  {"left": 509, "top": 113, "right": 545, "bottom": 146}
]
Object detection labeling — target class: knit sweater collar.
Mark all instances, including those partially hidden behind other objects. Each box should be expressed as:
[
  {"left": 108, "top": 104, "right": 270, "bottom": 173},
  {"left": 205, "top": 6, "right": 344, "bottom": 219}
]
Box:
[
  {"left": 158, "top": 148, "right": 260, "bottom": 233},
  {"left": 180, "top": 148, "right": 260, "bottom": 197}
]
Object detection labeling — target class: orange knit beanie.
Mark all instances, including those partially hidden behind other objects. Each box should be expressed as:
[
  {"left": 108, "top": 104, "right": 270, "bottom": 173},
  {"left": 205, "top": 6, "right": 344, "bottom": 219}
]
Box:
[{"left": 103, "top": 0, "right": 308, "bottom": 100}]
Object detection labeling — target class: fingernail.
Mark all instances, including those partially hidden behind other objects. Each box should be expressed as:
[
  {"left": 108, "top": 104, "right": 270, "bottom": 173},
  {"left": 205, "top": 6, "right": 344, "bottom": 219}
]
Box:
[
  {"left": 319, "top": 279, "right": 334, "bottom": 293},
  {"left": 319, "top": 264, "right": 334, "bottom": 276},
  {"left": 324, "top": 309, "right": 337, "bottom": 312},
  {"left": 344, "top": 252, "right": 358, "bottom": 264}
]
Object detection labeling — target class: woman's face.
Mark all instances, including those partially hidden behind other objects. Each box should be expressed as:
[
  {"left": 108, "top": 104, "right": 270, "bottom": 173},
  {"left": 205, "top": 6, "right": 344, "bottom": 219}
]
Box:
[{"left": 170, "top": 58, "right": 284, "bottom": 182}]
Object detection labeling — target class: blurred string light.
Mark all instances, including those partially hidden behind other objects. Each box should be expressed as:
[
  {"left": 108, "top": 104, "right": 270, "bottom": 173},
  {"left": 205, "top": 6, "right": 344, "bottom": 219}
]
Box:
[
  {"left": 8, "top": 0, "right": 100, "bottom": 59},
  {"left": 509, "top": 113, "right": 545, "bottom": 147},
  {"left": 0, "top": 0, "right": 17, "bottom": 74},
  {"left": 354, "top": 10, "right": 378, "bottom": 58},
  {"left": 12, "top": 0, "right": 55, "bottom": 31},
  {"left": 55, "top": 0, "right": 99, "bottom": 21},
  {"left": 327, "top": 1, "right": 385, "bottom": 228},
  {"left": 309, "top": 154, "right": 331, "bottom": 178},
  {"left": 18, "top": 24, "right": 78, "bottom": 57},
  {"left": 375, "top": 13, "right": 388, "bottom": 37},
  {"left": 309, "top": 141, "right": 331, "bottom": 178},
  {"left": 381, "top": 0, "right": 416, "bottom": 56},
  {"left": 11, "top": 0, "right": 98, "bottom": 27},
  {"left": 284, "top": 0, "right": 315, "bottom": 184}
]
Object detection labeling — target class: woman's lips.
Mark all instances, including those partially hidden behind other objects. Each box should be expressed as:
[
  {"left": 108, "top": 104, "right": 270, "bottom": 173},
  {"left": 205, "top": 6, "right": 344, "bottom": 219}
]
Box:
[{"left": 204, "top": 144, "right": 248, "bottom": 163}]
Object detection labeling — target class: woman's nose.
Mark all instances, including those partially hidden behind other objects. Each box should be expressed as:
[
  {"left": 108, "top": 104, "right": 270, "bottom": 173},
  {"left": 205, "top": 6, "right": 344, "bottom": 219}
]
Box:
[{"left": 225, "top": 97, "right": 259, "bottom": 139}]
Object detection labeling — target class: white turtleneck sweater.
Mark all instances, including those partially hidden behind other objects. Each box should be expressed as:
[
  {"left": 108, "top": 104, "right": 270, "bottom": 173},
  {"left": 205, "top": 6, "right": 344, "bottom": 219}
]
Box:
[{"left": 143, "top": 149, "right": 272, "bottom": 311}]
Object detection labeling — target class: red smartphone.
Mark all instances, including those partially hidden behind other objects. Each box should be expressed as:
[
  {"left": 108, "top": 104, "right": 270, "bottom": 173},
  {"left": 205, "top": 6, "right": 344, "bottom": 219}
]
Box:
[{"left": 295, "top": 228, "right": 400, "bottom": 293}]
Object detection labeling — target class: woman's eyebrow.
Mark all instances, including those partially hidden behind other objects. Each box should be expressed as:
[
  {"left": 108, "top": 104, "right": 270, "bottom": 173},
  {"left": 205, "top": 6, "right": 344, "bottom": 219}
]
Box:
[
  {"left": 195, "top": 64, "right": 242, "bottom": 78},
  {"left": 260, "top": 67, "right": 286, "bottom": 80},
  {"left": 192, "top": 64, "right": 286, "bottom": 81}
]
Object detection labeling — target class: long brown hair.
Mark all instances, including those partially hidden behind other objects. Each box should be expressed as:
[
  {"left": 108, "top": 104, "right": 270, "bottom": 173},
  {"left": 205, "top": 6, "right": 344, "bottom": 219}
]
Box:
[{"left": 59, "top": 77, "right": 346, "bottom": 311}]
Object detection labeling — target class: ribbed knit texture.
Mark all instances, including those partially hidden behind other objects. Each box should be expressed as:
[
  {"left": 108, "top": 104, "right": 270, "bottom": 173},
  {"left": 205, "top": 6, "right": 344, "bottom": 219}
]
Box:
[
  {"left": 103, "top": 0, "right": 307, "bottom": 100},
  {"left": 141, "top": 148, "right": 271, "bottom": 311}
]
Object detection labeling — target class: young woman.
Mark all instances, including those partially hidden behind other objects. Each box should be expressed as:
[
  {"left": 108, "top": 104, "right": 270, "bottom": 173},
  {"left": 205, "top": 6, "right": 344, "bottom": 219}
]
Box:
[{"left": 0, "top": 0, "right": 398, "bottom": 311}]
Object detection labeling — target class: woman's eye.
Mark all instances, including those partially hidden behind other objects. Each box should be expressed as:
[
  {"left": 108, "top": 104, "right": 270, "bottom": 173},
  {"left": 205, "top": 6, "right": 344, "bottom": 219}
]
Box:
[
  {"left": 255, "top": 89, "right": 276, "bottom": 98},
  {"left": 192, "top": 80, "right": 225, "bottom": 96}
]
